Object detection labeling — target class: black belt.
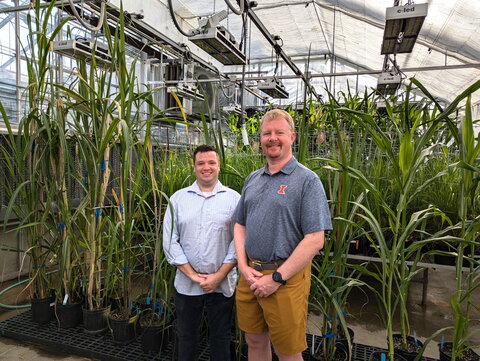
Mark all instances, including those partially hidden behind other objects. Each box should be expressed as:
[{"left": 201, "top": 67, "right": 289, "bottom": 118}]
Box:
[{"left": 249, "top": 259, "right": 285, "bottom": 271}]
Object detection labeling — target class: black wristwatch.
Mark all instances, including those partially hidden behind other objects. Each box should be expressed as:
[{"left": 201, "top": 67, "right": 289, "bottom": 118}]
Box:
[{"left": 272, "top": 271, "right": 287, "bottom": 285}]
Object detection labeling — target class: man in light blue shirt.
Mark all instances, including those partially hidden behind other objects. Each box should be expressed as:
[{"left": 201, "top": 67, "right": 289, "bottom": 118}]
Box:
[{"left": 163, "top": 145, "right": 240, "bottom": 361}]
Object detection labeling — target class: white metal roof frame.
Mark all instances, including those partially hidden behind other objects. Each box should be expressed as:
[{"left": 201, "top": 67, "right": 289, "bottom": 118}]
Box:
[{"left": 160, "top": 0, "right": 480, "bottom": 106}]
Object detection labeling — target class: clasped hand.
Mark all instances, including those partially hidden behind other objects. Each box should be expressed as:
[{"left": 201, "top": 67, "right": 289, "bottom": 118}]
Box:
[
  {"left": 241, "top": 266, "right": 280, "bottom": 298},
  {"left": 192, "top": 273, "right": 223, "bottom": 293}
]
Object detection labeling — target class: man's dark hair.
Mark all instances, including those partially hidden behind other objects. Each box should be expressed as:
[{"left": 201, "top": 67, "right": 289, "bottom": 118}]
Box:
[{"left": 193, "top": 144, "right": 218, "bottom": 162}]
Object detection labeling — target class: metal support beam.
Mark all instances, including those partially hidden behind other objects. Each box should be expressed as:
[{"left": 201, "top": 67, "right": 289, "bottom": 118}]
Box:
[
  {"left": 240, "top": 0, "right": 320, "bottom": 100},
  {"left": 232, "top": 62, "right": 480, "bottom": 81},
  {"left": 85, "top": 2, "right": 220, "bottom": 75}
]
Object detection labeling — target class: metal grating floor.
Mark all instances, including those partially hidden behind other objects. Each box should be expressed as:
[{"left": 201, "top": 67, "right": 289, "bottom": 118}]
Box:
[{"left": 0, "top": 310, "right": 438, "bottom": 361}]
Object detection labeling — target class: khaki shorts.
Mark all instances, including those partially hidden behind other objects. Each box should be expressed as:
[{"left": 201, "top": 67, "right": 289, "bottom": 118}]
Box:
[{"left": 235, "top": 263, "right": 311, "bottom": 355}]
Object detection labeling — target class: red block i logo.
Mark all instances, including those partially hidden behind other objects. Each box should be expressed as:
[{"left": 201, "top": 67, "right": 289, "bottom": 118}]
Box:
[{"left": 277, "top": 185, "right": 287, "bottom": 194}]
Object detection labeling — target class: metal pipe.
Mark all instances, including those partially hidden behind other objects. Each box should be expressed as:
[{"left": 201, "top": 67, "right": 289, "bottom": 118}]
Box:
[
  {"left": 239, "top": 13, "right": 248, "bottom": 127},
  {"left": 14, "top": 0, "right": 21, "bottom": 123},
  {"left": 329, "top": 5, "right": 336, "bottom": 92},
  {"left": 0, "top": 0, "right": 94, "bottom": 14},
  {"left": 224, "top": 70, "right": 268, "bottom": 75},
  {"left": 14, "top": 0, "right": 23, "bottom": 271},
  {"left": 157, "top": 62, "right": 480, "bottom": 84}
]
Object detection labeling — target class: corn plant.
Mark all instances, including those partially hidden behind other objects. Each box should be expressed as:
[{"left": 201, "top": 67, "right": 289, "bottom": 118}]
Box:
[
  {"left": 447, "top": 95, "right": 480, "bottom": 361},
  {"left": 308, "top": 91, "right": 370, "bottom": 360},
  {"left": 337, "top": 79, "right": 480, "bottom": 360}
]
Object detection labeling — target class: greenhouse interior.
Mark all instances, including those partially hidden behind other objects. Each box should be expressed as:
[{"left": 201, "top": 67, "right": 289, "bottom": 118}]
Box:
[{"left": 0, "top": 0, "right": 479, "bottom": 360}]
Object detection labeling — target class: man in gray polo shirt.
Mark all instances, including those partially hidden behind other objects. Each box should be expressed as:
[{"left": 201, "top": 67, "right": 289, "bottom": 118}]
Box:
[{"left": 234, "top": 109, "right": 332, "bottom": 361}]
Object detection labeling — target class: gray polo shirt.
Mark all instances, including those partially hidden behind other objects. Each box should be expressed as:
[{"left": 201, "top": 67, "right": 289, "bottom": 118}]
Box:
[{"left": 234, "top": 157, "right": 332, "bottom": 261}]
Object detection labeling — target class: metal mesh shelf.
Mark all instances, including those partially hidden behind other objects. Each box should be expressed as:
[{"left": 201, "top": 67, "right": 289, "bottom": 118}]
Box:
[{"left": 0, "top": 310, "right": 438, "bottom": 361}]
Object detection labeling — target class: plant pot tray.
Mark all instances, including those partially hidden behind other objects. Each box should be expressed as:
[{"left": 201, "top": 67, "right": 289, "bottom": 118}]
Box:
[
  {"left": 0, "top": 310, "right": 440, "bottom": 361},
  {"left": 0, "top": 310, "right": 181, "bottom": 361}
]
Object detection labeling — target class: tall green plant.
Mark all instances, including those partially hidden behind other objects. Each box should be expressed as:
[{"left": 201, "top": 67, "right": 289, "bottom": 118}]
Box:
[
  {"left": 337, "top": 79, "right": 480, "bottom": 360},
  {"left": 448, "top": 96, "right": 480, "bottom": 360},
  {"left": 1, "top": 1, "right": 70, "bottom": 299},
  {"left": 309, "top": 91, "right": 368, "bottom": 360}
]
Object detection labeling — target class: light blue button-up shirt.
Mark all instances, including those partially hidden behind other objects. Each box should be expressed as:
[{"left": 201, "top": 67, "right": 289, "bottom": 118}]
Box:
[{"left": 163, "top": 180, "right": 240, "bottom": 297}]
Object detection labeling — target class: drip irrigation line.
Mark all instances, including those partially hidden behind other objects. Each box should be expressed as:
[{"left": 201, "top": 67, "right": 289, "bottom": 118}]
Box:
[{"left": 0, "top": 270, "right": 58, "bottom": 309}]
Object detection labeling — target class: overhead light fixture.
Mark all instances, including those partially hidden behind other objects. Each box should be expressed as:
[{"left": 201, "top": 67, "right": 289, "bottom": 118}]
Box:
[
  {"left": 381, "top": 3, "right": 428, "bottom": 54},
  {"left": 376, "top": 71, "right": 402, "bottom": 96},
  {"left": 189, "top": 10, "right": 247, "bottom": 65},
  {"left": 52, "top": 38, "right": 111, "bottom": 65},
  {"left": 222, "top": 103, "right": 245, "bottom": 115},
  {"left": 257, "top": 78, "right": 289, "bottom": 99}
]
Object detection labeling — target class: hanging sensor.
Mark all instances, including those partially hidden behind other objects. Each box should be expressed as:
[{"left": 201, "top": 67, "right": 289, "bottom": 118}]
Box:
[
  {"left": 381, "top": 3, "right": 428, "bottom": 54},
  {"left": 53, "top": 39, "right": 111, "bottom": 65},
  {"left": 257, "top": 77, "right": 289, "bottom": 99},
  {"left": 376, "top": 71, "right": 402, "bottom": 95},
  {"left": 189, "top": 10, "right": 247, "bottom": 65}
]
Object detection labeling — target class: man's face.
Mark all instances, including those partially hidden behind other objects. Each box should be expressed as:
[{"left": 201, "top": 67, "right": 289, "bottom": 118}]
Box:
[
  {"left": 194, "top": 151, "right": 220, "bottom": 188},
  {"left": 260, "top": 117, "right": 295, "bottom": 162}
]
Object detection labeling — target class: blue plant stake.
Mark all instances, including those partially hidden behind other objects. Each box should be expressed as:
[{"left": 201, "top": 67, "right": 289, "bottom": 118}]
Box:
[
  {"left": 146, "top": 297, "right": 151, "bottom": 305},
  {"left": 413, "top": 330, "right": 419, "bottom": 346},
  {"left": 441, "top": 336, "right": 445, "bottom": 350},
  {"left": 57, "top": 222, "right": 66, "bottom": 233},
  {"left": 100, "top": 159, "right": 109, "bottom": 171},
  {"left": 94, "top": 207, "right": 101, "bottom": 222}
]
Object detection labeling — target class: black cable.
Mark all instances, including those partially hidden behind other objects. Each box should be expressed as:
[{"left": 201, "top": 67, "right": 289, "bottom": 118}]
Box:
[
  {"left": 167, "top": 0, "right": 192, "bottom": 37},
  {"left": 273, "top": 36, "right": 283, "bottom": 79},
  {"left": 239, "top": 11, "right": 247, "bottom": 52},
  {"left": 216, "top": 67, "right": 235, "bottom": 100},
  {"left": 224, "top": 0, "right": 245, "bottom": 15}
]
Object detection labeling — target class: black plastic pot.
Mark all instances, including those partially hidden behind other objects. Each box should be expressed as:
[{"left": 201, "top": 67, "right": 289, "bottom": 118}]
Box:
[
  {"left": 310, "top": 339, "right": 348, "bottom": 361},
  {"left": 393, "top": 334, "right": 424, "bottom": 361},
  {"left": 30, "top": 296, "right": 54, "bottom": 324},
  {"left": 109, "top": 315, "right": 139, "bottom": 345},
  {"left": 83, "top": 307, "right": 108, "bottom": 334},
  {"left": 438, "top": 342, "right": 480, "bottom": 361},
  {"left": 141, "top": 324, "right": 172, "bottom": 354},
  {"left": 55, "top": 302, "right": 83, "bottom": 328}
]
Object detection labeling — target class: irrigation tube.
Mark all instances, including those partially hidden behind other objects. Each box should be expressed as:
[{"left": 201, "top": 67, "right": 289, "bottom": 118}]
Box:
[{"left": 0, "top": 270, "right": 58, "bottom": 310}]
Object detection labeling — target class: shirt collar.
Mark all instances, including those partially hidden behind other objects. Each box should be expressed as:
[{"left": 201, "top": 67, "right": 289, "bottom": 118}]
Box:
[
  {"left": 187, "top": 180, "right": 227, "bottom": 196},
  {"left": 262, "top": 156, "right": 298, "bottom": 175}
]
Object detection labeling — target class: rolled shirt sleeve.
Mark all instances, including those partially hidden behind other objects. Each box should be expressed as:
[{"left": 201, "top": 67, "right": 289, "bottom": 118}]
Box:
[
  {"left": 223, "top": 239, "right": 237, "bottom": 264},
  {"left": 162, "top": 198, "right": 189, "bottom": 266}
]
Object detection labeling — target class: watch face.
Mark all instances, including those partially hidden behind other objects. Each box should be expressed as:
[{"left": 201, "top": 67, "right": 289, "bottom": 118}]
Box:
[{"left": 273, "top": 272, "right": 285, "bottom": 284}]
